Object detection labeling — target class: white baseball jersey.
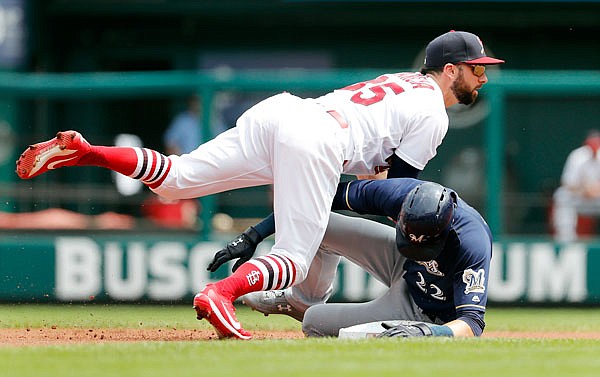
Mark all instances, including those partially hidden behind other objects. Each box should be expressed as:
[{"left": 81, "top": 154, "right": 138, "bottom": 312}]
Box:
[
  {"left": 154, "top": 72, "right": 449, "bottom": 285},
  {"left": 553, "top": 145, "right": 600, "bottom": 242},
  {"left": 314, "top": 72, "right": 448, "bottom": 174},
  {"left": 560, "top": 145, "right": 600, "bottom": 188}
]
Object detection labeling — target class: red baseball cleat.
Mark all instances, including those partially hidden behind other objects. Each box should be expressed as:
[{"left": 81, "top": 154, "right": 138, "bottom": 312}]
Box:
[
  {"left": 15, "top": 130, "right": 92, "bottom": 179},
  {"left": 193, "top": 284, "right": 252, "bottom": 340}
]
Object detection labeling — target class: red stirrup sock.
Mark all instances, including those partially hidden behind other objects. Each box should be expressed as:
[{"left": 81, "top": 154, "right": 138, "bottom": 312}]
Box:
[
  {"left": 214, "top": 254, "right": 298, "bottom": 299},
  {"left": 81, "top": 146, "right": 171, "bottom": 188}
]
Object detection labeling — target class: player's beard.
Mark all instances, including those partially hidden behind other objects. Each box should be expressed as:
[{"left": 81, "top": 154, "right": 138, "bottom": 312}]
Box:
[{"left": 451, "top": 70, "right": 478, "bottom": 105}]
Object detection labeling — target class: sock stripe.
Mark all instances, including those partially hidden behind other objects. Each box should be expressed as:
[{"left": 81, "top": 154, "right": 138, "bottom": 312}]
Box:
[
  {"left": 135, "top": 150, "right": 170, "bottom": 184},
  {"left": 281, "top": 255, "right": 297, "bottom": 288},
  {"left": 246, "top": 255, "right": 297, "bottom": 291},
  {"left": 130, "top": 148, "right": 145, "bottom": 178},
  {"left": 259, "top": 256, "right": 281, "bottom": 290},
  {"left": 271, "top": 254, "right": 293, "bottom": 289},
  {"left": 147, "top": 153, "right": 166, "bottom": 183},
  {"left": 133, "top": 148, "right": 149, "bottom": 180},
  {"left": 277, "top": 254, "right": 297, "bottom": 289},
  {"left": 142, "top": 150, "right": 158, "bottom": 181},
  {"left": 146, "top": 158, "right": 172, "bottom": 189},
  {"left": 254, "top": 257, "right": 275, "bottom": 290},
  {"left": 142, "top": 150, "right": 157, "bottom": 181},
  {"left": 264, "top": 255, "right": 285, "bottom": 290},
  {"left": 144, "top": 149, "right": 157, "bottom": 180},
  {"left": 290, "top": 258, "right": 297, "bottom": 286}
]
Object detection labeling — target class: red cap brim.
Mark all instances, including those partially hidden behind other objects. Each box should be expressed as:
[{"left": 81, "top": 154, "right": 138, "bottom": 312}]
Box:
[{"left": 464, "top": 56, "right": 505, "bottom": 65}]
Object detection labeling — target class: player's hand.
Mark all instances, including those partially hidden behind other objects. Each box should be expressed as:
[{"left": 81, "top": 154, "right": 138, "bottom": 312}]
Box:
[
  {"left": 207, "top": 226, "right": 262, "bottom": 272},
  {"left": 377, "top": 321, "right": 434, "bottom": 338}
]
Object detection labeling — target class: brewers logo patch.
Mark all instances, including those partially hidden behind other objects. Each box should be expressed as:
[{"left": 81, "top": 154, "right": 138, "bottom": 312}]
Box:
[{"left": 462, "top": 268, "right": 486, "bottom": 294}]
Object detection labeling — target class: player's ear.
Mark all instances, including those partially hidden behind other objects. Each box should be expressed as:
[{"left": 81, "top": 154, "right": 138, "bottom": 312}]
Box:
[{"left": 443, "top": 63, "right": 459, "bottom": 79}]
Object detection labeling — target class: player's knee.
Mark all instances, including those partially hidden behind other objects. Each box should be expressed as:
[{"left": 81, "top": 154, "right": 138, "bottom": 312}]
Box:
[
  {"left": 301, "top": 305, "right": 334, "bottom": 337},
  {"left": 301, "top": 307, "right": 322, "bottom": 337},
  {"left": 148, "top": 178, "right": 186, "bottom": 200},
  {"left": 150, "top": 187, "right": 180, "bottom": 201}
]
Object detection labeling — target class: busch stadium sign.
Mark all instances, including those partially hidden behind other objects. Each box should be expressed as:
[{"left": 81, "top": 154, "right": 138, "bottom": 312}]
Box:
[{"left": 1, "top": 233, "right": 599, "bottom": 304}]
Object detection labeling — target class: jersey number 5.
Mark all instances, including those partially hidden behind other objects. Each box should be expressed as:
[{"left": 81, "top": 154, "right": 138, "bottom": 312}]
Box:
[{"left": 340, "top": 75, "right": 405, "bottom": 106}]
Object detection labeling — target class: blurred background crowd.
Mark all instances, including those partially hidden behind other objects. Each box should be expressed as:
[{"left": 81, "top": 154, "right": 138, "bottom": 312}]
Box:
[{"left": 1, "top": 0, "right": 600, "bottom": 241}]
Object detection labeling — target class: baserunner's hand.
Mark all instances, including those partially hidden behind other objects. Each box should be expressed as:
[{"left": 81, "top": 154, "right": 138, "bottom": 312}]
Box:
[{"left": 207, "top": 226, "right": 262, "bottom": 272}]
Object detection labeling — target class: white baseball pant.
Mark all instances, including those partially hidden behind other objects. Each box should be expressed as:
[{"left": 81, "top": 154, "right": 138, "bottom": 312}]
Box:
[{"left": 152, "top": 92, "right": 349, "bottom": 282}]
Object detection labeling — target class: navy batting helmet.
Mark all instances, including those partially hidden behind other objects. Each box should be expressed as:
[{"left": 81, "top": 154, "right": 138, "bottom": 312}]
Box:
[{"left": 395, "top": 182, "right": 457, "bottom": 261}]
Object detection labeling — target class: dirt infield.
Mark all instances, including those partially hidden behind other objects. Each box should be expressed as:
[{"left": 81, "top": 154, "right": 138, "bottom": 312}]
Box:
[
  {"left": 0, "top": 327, "right": 304, "bottom": 346},
  {"left": 2, "top": 328, "right": 600, "bottom": 347}
]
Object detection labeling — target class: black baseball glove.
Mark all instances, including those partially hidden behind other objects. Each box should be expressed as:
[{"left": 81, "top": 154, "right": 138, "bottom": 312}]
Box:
[
  {"left": 377, "top": 321, "right": 434, "bottom": 338},
  {"left": 207, "top": 226, "right": 262, "bottom": 272}
]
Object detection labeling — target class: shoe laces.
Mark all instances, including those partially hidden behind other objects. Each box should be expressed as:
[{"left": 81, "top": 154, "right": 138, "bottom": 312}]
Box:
[{"left": 263, "top": 290, "right": 286, "bottom": 302}]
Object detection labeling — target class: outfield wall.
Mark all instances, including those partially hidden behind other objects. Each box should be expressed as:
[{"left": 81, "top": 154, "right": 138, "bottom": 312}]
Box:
[{"left": 1, "top": 233, "right": 598, "bottom": 305}]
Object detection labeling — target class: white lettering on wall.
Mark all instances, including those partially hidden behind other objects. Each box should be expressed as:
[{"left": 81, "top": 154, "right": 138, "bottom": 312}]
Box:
[
  {"left": 529, "top": 243, "right": 587, "bottom": 302},
  {"left": 52, "top": 237, "right": 588, "bottom": 303},
  {"left": 55, "top": 237, "right": 101, "bottom": 300},
  {"left": 489, "top": 242, "right": 588, "bottom": 303},
  {"left": 148, "top": 242, "right": 187, "bottom": 300},
  {"left": 104, "top": 242, "right": 147, "bottom": 300}
]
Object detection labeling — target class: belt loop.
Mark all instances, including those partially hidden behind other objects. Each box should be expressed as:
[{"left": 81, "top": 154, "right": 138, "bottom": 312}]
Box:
[{"left": 326, "top": 110, "right": 348, "bottom": 129}]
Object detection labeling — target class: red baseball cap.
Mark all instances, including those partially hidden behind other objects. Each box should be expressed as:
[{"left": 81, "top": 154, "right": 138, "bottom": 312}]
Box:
[{"left": 424, "top": 30, "right": 505, "bottom": 67}]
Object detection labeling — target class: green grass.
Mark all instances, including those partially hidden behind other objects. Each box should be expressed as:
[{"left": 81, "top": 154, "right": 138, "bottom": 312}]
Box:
[
  {"left": 0, "top": 303, "right": 300, "bottom": 331},
  {"left": 1, "top": 305, "right": 599, "bottom": 377},
  {"left": 484, "top": 307, "right": 600, "bottom": 332}
]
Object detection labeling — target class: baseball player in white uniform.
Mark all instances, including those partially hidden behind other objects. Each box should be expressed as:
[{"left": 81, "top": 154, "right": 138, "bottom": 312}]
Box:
[
  {"left": 553, "top": 130, "right": 600, "bottom": 241},
  {"left": 16, "top": 30, "right": 503, "bottom": 339}
]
